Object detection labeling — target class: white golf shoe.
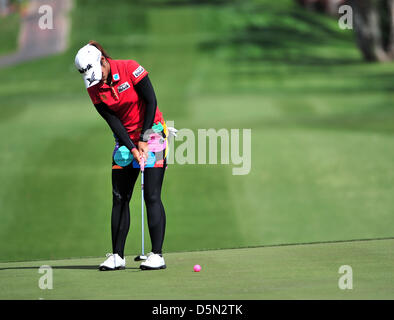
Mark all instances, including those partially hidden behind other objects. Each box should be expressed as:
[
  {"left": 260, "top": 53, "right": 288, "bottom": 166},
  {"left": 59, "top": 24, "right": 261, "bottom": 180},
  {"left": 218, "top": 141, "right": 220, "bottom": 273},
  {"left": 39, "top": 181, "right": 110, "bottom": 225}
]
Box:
[
  {"left": 99, "top": 253, "right": 126, "bottom": 271},
  {"left": 140, "top": 253, "right": 166, "bottom": 270}
]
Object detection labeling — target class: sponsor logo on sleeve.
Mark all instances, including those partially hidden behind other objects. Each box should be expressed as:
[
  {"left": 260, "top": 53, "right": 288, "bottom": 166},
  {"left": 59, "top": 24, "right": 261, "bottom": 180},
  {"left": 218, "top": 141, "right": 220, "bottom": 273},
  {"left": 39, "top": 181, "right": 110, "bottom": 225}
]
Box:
[
  {"left": 132, "top": 66, "right": 145, "bottom": 78},
  {"left": 117, "top": 82, "right": 130, "bottom": 93}
]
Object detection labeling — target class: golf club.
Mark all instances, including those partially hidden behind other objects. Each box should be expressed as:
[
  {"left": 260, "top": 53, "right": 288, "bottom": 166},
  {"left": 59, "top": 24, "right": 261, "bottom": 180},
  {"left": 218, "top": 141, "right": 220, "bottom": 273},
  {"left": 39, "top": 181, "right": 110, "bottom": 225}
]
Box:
[{"left": 134, "top": 155, "right": 147, "bottom": 261}]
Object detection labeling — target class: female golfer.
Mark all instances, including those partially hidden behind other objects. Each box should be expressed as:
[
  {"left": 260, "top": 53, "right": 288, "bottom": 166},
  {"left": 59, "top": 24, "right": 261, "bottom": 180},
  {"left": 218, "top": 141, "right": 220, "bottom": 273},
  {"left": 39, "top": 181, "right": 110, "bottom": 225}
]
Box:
[{"left": 75, "top": 41, "right": 168, "bottom": 271}]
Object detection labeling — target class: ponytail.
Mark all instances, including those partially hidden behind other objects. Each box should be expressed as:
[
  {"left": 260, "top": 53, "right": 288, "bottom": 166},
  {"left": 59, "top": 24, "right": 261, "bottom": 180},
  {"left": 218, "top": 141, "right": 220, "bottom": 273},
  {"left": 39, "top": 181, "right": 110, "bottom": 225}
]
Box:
[{"left": 88, "top": 40, "right": 111, "bottom": 59}]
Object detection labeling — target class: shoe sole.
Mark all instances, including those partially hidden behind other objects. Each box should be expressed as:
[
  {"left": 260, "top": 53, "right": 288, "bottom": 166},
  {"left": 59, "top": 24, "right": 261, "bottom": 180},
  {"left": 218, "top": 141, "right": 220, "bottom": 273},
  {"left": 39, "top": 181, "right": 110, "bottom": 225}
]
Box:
[
  {"left": 140, "top": 264, "right": 166, "bottom": 271},
  {"left": 99, "top": 266, "right": 126, "bottom": 271}
]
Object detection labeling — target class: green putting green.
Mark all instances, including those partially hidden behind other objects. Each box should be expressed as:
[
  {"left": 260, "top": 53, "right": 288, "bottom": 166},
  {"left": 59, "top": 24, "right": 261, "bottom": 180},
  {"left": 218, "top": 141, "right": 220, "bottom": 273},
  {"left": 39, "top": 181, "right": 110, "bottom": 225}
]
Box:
[{"left": 0, "top": 239, "right": 393, "bottom": 300}]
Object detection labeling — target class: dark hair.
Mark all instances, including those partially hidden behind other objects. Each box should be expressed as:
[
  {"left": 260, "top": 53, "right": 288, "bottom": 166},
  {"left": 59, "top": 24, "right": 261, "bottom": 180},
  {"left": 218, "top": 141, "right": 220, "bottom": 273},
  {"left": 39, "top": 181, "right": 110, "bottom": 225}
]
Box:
[{"left": 88, "top": 40, "right": 111, "bottom": 59}]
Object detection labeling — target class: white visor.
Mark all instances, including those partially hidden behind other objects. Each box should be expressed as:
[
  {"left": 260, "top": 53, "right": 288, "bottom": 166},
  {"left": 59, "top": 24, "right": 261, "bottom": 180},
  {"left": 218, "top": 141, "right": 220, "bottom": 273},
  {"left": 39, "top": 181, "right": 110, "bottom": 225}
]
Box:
[{"left": 75, "top": 44, "right": 102, "bottom": 88}]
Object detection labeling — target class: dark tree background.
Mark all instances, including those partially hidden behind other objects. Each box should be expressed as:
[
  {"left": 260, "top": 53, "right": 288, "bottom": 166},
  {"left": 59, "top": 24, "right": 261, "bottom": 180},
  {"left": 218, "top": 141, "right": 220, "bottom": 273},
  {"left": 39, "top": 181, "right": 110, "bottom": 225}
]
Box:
[
  {"left": 296, "top": 0, "right": 345, "bottom": 15},
  {"left": 348, "top": 0, "right": 394, "bottom": 62},
  {"left": 297, "top": 0, "right": 394, "bottom": 62}
]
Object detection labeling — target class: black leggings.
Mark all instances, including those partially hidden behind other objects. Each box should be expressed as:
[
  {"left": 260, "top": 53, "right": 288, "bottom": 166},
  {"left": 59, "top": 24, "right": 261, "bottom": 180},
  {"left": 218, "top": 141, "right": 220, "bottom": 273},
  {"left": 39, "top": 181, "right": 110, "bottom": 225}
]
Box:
[{"left": 111, "top": 165, "right": 166, "bottom": 258}]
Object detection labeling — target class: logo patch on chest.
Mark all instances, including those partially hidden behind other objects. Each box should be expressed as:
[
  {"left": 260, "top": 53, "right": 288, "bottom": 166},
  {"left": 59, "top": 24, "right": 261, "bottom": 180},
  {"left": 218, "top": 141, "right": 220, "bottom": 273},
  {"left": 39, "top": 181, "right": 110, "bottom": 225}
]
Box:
[{"left": 117, "top": 82, "right": 130, "bottom": 94}]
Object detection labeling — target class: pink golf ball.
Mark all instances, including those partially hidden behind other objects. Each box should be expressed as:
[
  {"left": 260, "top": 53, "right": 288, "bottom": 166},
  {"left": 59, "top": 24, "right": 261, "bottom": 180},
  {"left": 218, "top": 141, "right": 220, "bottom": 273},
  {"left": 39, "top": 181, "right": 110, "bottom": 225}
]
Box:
[{"left": 193, "top": 264, "right": 201, "bottom": 272}]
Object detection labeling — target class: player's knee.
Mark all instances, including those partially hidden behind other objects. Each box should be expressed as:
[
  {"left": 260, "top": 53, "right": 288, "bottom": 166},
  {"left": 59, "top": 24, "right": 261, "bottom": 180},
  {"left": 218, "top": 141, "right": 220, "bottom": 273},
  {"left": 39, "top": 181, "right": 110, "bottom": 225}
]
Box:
[
  {"left": 144, "top": 190, "right": 161, "bottom": 205},
  {"left": 113, "top": 190, "right": 131, "bottom": 204}
]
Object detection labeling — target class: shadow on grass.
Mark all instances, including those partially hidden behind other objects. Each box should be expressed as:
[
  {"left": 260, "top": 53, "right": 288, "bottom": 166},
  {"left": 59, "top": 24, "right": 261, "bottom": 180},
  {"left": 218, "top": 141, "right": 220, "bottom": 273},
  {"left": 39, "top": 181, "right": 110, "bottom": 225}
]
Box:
[
  {"left": 0, "top": 266, "right": 140, "bottom": 271},
  {"left": 135, "top": 0, "right": 233, "bottom": 6},
  {"left": 199, "top": 2, "right": 358, "bottom": 66}
]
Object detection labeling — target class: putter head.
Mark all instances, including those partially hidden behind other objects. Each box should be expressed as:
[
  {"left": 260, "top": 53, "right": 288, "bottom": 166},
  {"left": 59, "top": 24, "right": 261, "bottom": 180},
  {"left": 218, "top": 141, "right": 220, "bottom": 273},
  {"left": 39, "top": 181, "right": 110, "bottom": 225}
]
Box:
[{"left": 134, "top": 255, "right": 148, "bottom": 261}]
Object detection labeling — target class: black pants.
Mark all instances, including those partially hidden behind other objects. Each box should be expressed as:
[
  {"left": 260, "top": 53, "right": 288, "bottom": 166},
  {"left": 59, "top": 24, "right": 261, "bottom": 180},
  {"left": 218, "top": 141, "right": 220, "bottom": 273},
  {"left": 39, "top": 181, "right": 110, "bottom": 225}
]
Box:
[{"left": 111, "top": 165, "right": 166, "bottom": 258}]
